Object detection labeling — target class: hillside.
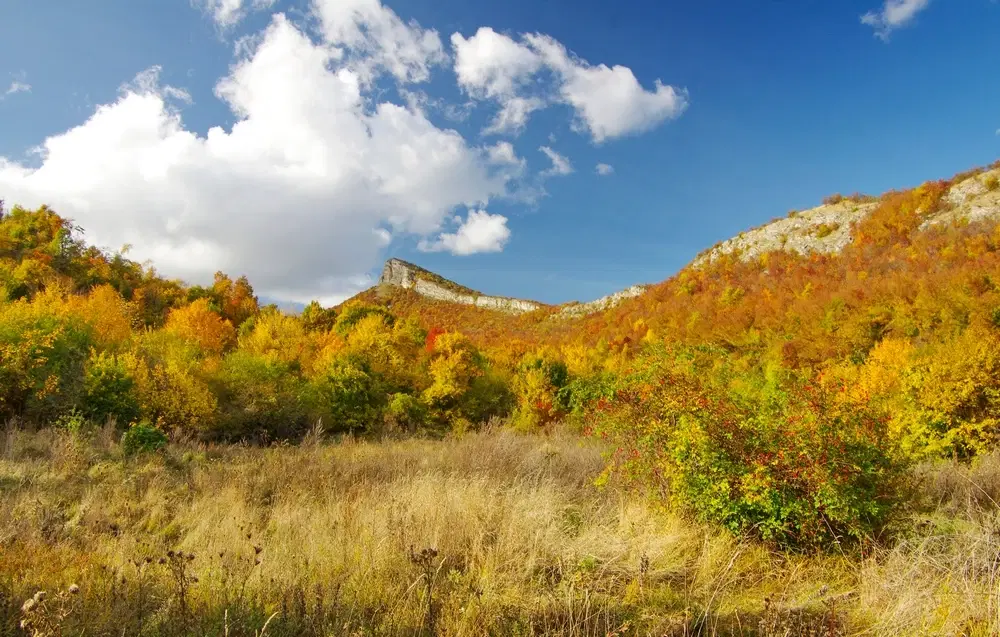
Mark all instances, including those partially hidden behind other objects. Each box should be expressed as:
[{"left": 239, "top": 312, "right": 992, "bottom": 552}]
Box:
[
  {"left": 9, "top": 159, "right": 1000, "bottom": 634},
  {"left": 346, "top": 162, "right": 1000, "bottom": 356}
]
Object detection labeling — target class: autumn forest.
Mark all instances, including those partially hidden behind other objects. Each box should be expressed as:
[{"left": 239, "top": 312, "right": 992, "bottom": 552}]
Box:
[{"left": 5, "top": 161, "right": 1000, "bottom": 635}]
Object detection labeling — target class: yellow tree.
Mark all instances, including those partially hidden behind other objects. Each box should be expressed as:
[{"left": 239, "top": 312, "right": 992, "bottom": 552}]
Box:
[{"left": 164, "top": 298, "right": 236, "bottom": 356}]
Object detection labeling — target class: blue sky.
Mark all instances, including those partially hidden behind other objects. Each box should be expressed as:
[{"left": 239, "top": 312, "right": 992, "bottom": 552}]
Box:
[{"left": 1, "top": 0, "right": 998, "bottom": 305}]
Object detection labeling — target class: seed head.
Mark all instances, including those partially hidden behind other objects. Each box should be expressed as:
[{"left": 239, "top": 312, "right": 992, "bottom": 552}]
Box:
[
  {"left": 68, "top": 584, "right": 80, "bottom": 595},
  {"left": 32, "top": 591, "right": 46, "bottom": 603},
  {"left": 21, "top": 598, "right": 37, "bottom": 613}
]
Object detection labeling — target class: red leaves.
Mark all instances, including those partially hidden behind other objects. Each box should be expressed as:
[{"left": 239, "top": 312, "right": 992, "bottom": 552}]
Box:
[{"left": 424, "top": 326, "right": 445, "bottom": 353}]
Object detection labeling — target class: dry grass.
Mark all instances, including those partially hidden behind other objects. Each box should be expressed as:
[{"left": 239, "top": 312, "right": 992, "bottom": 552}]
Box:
[{"left": 1, "top": 426, "right": 1000, "bottom": 635}]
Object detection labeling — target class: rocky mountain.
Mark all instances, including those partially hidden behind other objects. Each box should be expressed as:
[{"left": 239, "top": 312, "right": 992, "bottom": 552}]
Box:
[{"left": 352, "top": 161, "right": 1000, "bottom": 337}]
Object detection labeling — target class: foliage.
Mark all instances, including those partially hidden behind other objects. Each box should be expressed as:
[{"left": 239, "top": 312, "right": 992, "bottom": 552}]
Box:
[
  {"left": 165, "top": 298, "right": 237, "bottom": 356},
  {"left": 0, "top": 293, "right": 92, "bottom": 421},
  {"left": 80, "top": 350, "right": 141, "bottom": 426},
  {"left": 213, "top": 351, "right": 311, "bottom": 441},
  {"left": 586, "top": 347, "right": 909, "bottom": 548},
  {"left": 7, "top": 161, "right": 1000, "bottom": 548},
  {"left": 120, "top": 421, "right": 168, "bottom": 455}
]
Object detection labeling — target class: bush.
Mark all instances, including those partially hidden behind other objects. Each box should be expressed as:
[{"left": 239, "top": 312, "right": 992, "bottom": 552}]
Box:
[
  {"left": 121, "top": 422, "right": 168, "bottom": 455},
  {"left": 80, "top": 351, "right": 141, "bottom": 426},
  {"left": 212, "top": 351, "right": 311, "bottom": 441},
  {"left": 55, "top": 408, "right": 89, "bottom": 435},
  {"left": 0, "top": 298, "right": 92, "bottom": 421},
  {"left": 814, "top": 222, "right": 840, "bottom": 239},
  {"left": 308, "top": 357, "right": 384, "bottom": 433},
  {"left": 586, "top": 351, "right": 909, "bottom": 549},
  {"left": 459, "top": 370, "right": 515, "bottom": 425},
  {"left": 384, "top": 392, "right": 428, "bottom": 432},
  {"left": 984, "top": 174, "right": 999, "bottom": 192}
]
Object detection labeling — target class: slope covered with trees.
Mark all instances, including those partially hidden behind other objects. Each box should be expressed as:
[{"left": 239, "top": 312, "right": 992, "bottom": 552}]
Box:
[{"left": 3, "top": 160, "right": 1000, "bottom": 549}]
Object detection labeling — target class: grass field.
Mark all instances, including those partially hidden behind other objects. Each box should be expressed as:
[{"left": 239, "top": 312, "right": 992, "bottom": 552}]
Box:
[{"left": 2, "top": 425, "right": 1000, "bottom": 636}]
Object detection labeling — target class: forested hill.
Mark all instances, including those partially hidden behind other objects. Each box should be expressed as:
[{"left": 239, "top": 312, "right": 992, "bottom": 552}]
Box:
[
  {"left": 350, "top": 162, "right": 1000, "bottom": 359},
  {"left": 5, "top": 160, "right": 1000, "bottom": 547}
]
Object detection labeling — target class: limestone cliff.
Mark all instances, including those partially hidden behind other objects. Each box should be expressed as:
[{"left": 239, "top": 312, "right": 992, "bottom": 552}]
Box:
[
  {"left": 378, "top": 259, "right": 545, "bottom": 314},
  {"left": 694, "top": 166, "right": 1000, "bottom": 266},
  {"left": 554, "top": 285, "right": 650, "bottom": 318}
]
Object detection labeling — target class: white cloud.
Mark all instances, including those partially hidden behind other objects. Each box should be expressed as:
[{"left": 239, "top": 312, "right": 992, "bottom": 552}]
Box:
[
  {"left": 0, "top": 14, "right": 509, "bottom": 303},
  {"left": 312, "top": 0, "right": 446, "bottom": 84},
  {"left": 525, "top": 33, "right": 687, "bottom": 143},
  {"left": 451, "top": 28, "right": 686, "bottom": 142},
  {"left": 862, "top": 0, "right": 931, "bottom": 39},
  {"left": 539, "top": 146, "right": 572, "bottom": 177},
  {"left": 595, "top": 163, "right": 614, "bottom": 176},
  {"left": 482, "top": 96, "right": 545, "bottom": 136},
  {"left": 452, "top": 28, "right": 542, "bottom": 98},
  {"left": 5, "top": 80, "right": 31, "bottom": 96},
  {"left": 194, "top": 0, "right": 277, "bottom": 28},
  {"left": 419, "top": 209, "right": 510, "bottom": 255},
  {"left": 486, "top": 141, "right": 526, "bottom": 173}
]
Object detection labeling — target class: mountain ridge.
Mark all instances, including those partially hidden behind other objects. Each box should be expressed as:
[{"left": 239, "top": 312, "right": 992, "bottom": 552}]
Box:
[{"left": 348, "top": 161, "right": 1000, "bottom": 339}]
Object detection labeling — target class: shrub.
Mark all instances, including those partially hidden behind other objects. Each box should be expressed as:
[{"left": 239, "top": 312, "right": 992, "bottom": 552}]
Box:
[
  {"left": 586, "top": 351, "right": 909, "bottom": 549},
  {"left": 511, "top": 355, "right": 570, "bottom": 431},
  {"left": 459, "top": 370, "right": 515, "bottom": 425},
  {"left": 984, "top": 174, "right": 999, "bottom": 192},
  {"left": 121, "top": 422, "right": 168, "bottom": 455},
  {"left": 123, "top": 343, "right": 219, "bottom": 435},
  {"left": 307, "top": 357, "right": 384, "bottom": 433},
  {"left": 814, "top": 222, "right": 840, "bottom": 239},
  {"left": 80, "top": 350, "right": 141, "bottom": 426},
  {"left": 384, "top": 392, "right": 428, "bottom": 432},
  {"left": 212, "top": 351, "right": 310, "bottom": 441},
  {"left": 55, "top": 408, "right": 89, "bottom": 435},
  {"left": 0, "top": 297, "right": 92, "bottom": 421},
  {"left": 822, "top": 193, "right": 845, "bottom": 206}
]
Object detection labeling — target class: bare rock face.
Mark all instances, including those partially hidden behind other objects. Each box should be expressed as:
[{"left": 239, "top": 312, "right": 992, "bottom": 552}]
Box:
[
  {"left": 693, "top": 200, "right": 878, "bottom": 266},
  {"left": 378, "top": 258, "right": 544, "bottom": 314},
  {"left": 694, "top": 167, "right": 1000, "bottom": 268},
  {"left": 922, "top": 168, "right": 1000, "bottom": 230},
  {"left": 555, "top": 285, "right": 650, "bottom": 319},
  {"left": 378, "top": 258, "right": 416, "bottom": 288}
]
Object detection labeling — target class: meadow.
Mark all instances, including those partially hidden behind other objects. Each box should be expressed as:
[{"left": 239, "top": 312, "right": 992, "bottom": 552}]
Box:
[{"left": 3, "top": 425, "right": 1000, "bottom": 636}]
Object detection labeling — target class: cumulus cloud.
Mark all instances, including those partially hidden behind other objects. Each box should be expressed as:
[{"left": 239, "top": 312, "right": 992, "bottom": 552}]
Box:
[
  {"left": 595, "top": 163, "right": 614, "bottom": 176},
  {"left": 312, "top": 0, "right": 446, "bottom": 84},
  {"left": 539, "top": 146, "right": 572, "bottom": 177},
  {"left": 862, "top": 0, "right": 931, "bottom": 39},
  {"left": 419, "top": 209, "right": 510, "bottom": 255},
  {"left": 0, "top": 11, "right": 513, "bottom": 304},
  {"left": 451, "top": 27, "right": 687, "bottom": 141}
]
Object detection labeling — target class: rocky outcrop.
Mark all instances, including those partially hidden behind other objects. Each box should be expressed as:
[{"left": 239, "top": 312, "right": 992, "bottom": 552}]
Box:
[
  {"left": 377, "top": 258, "right": 651, "bottom": 318},
  {"left": 555, "top": 285, "right": 650, "bottom": 318},
  {"left": 378, "top": 258, "right": 544, "bottom": 314},
  {"left": 693, "top": 200, "right": 878, "bottom": 266},
  {"left": 694, "top": 167, "right": 1000, "bottom": 268},
  {"left": 921, "top": 167, "right": 1000, "bottom": 229}
]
